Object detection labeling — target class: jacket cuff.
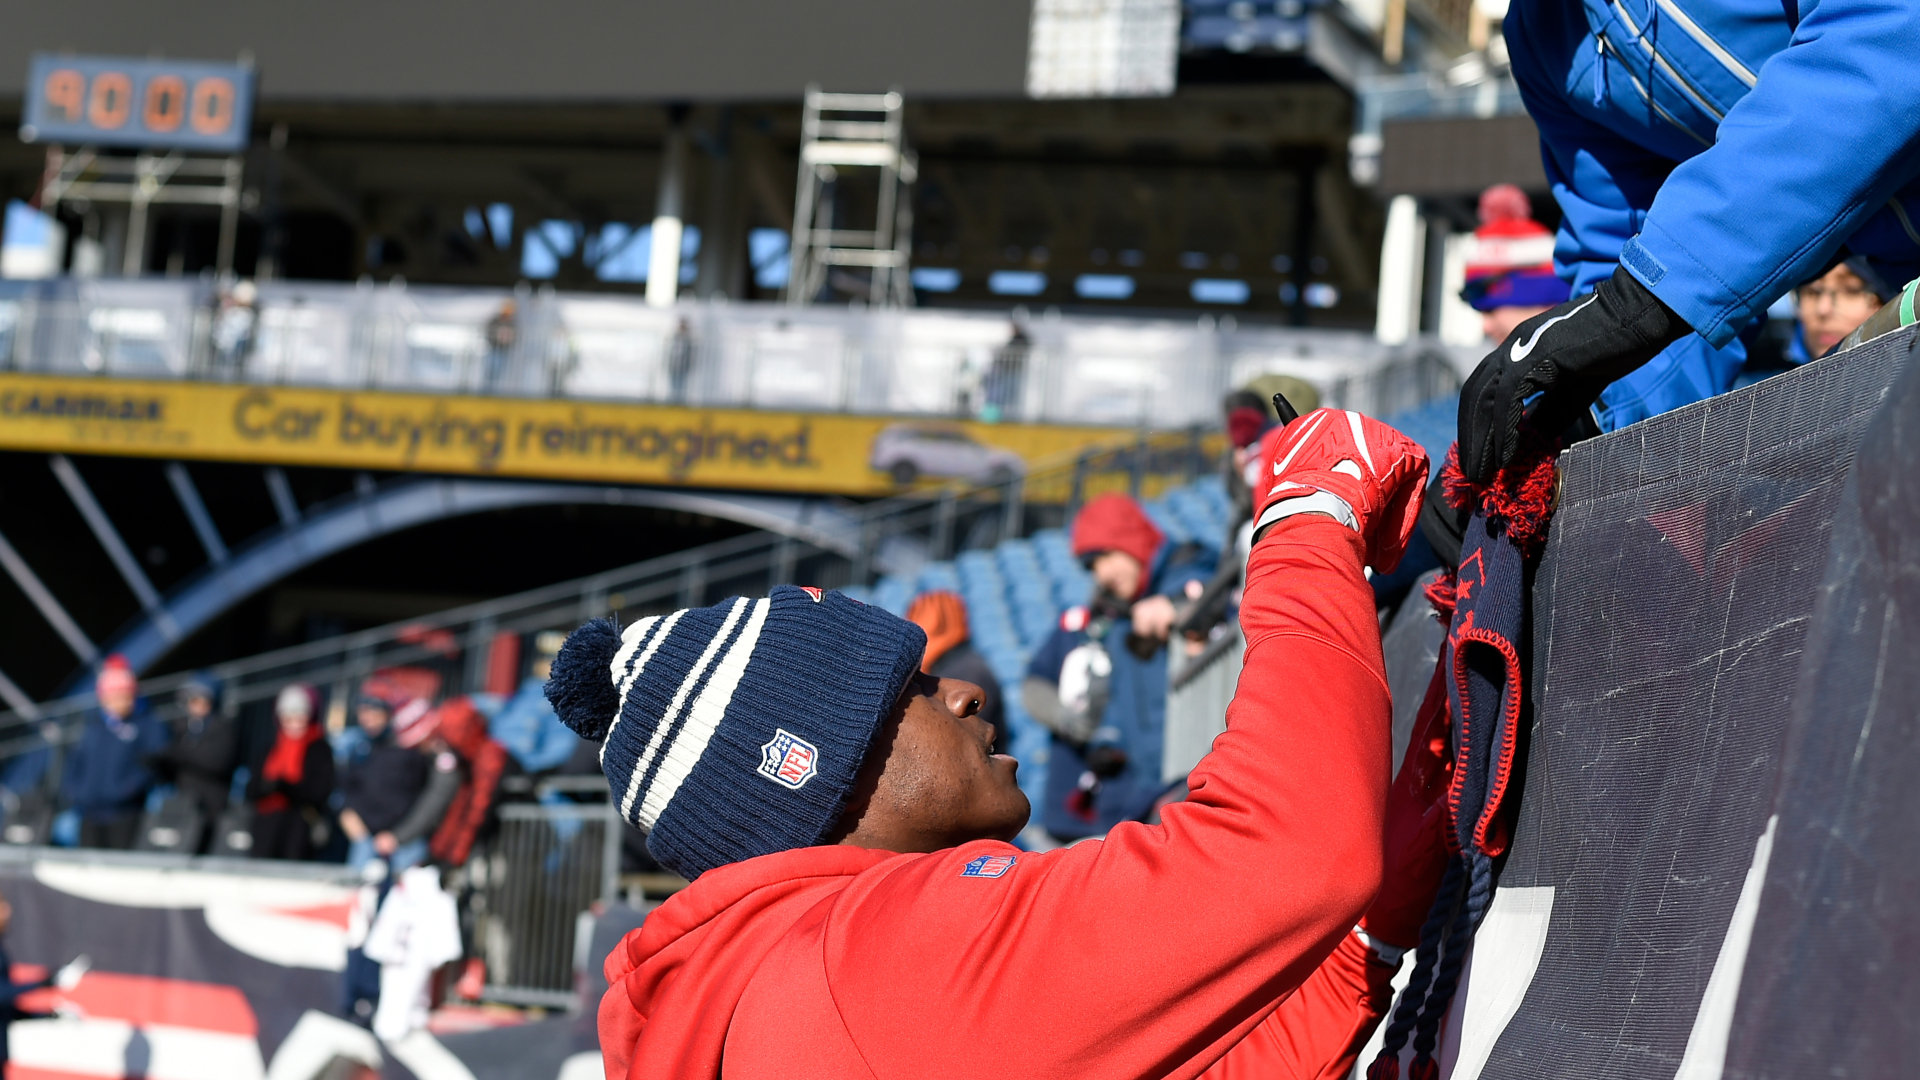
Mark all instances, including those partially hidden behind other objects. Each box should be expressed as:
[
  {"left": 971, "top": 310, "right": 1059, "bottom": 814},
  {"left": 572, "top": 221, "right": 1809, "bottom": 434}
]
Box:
[{"left": 1620, "top": 227, "right": 1751, "bottom": 350}]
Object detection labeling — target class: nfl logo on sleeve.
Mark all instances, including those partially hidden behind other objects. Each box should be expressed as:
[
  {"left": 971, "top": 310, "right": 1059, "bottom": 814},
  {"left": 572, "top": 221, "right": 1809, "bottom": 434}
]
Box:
[
  {"left": 961, "top": 854, "right": 1017, "bottom": 878},
  {"left": 758, "top": 728, "right": 820, "bottom": 790}
]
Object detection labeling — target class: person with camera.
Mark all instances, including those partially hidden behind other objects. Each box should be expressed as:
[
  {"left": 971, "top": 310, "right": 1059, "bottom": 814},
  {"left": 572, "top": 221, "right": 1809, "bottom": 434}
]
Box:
[{"left": 1021, "top": 493, "right": 1215, "bottom": 841}]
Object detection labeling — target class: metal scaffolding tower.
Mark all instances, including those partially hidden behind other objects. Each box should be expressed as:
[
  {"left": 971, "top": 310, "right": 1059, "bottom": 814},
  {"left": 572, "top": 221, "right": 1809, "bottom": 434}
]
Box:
[
  {"left": 785, "top": 86, "right": 917, "bottom": 307},
  {"left": 38, "top": 147, "right": 247, "bottom": 277}
]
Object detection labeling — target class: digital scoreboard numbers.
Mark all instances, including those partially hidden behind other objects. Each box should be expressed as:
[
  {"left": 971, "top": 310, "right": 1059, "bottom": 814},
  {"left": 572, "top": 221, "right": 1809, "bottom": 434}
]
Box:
[{"left": 21, "top": 54, "right": 255, "bottom": 153}]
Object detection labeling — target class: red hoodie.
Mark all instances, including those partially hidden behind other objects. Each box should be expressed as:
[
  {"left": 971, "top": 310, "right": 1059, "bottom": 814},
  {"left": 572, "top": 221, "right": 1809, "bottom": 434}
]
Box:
[
  {"left": 1071, "top": 493, "right": 1166, "bottom": 597},
  {"left": 602, "top": 515, "right": 1393, "bottom": 1080}
]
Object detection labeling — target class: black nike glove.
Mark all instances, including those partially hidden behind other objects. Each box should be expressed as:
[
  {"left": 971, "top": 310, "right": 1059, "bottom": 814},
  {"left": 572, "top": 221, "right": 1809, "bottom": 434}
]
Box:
[{"left": 1456, "top": 267, "right": 1688, "bottom": 484}]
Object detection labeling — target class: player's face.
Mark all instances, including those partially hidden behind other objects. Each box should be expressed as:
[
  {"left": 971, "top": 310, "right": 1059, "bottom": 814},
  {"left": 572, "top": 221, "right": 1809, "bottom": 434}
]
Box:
[{"left": 833, "top": 672, "right": 1029, "bottom": 852}]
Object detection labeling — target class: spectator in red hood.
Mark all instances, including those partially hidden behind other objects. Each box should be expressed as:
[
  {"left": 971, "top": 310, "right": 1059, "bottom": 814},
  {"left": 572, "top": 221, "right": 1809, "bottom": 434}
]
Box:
[
  {"left": 542, "top": 407, "right": 1443, "bottom": 1080},
  {"left": 246, "top": 684, "right": 334, "bottom": 861},
  {"left": 1222, "top": 389, "right": 1278, "bottom": 524},
  {"left": 1022, "top": 493, "right": 1215, "bottom": 839},
  {"left": 398, "top": 698, "right": 510, "bottom": 868}
]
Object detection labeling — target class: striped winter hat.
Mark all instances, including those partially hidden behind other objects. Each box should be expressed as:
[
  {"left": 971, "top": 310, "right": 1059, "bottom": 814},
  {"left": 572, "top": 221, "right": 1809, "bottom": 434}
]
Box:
[
  {"left": 1461, "top": 183, "right": 1570, "bottom": 312},
  {"left": 544, "top": 585, "right": 926, "bottom": 880}
]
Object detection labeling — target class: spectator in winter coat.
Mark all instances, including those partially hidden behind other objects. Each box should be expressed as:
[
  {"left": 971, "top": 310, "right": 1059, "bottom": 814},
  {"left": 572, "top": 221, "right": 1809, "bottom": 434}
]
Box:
[
  {"left": 144, "top": 672, "right": 238, "bottom": 853},
  {"left": 488, "top": 677, "right": 580, "bottom": 774},
  {"left": 62, "top": 656, "right": 168, "bottom": 849},
  {"left": 543, "top": 407, "right": 1442, "bottom": 1079},
  {"left": 1438, "top": 0, "right": 1920, "bottom": 521},
  {"left": 338, "top": 693, "right": 433, "bottom": 872},
  {"left": 1460, "top": 184, "right": 1572, "bottom": 345},
  {"left": 246, "top": 685, "right": 335, "bottom": 861},
  {"left": 1222, "top": 389, "right": 1277, "bottom": 522},
  {"left": 1022, "top": 493, "right": 1214, "bottom": 839},
  {"left": 399, "top": 698, "right": 509, "bottom": 868},
  {"left": 1793, "top": 257, "right": 1894, "bottom": 362},
  {"left": 904, "top": 592, "right": 1006, "bottom": 754}
]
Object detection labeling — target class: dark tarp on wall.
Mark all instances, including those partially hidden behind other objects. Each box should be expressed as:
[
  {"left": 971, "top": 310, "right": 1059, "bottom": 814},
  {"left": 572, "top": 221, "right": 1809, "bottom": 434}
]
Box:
[
  {"left": 1723, "top": 337, "right": 1920, "bottom": 1079},
  {"left": 1458, "top": 325, "right": 1914, "bottom": 1079}
]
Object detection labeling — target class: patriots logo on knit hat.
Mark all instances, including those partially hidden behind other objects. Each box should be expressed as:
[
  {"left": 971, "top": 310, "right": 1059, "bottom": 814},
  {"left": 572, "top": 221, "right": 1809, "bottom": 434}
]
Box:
[{"left": 544, "top": 584, "right": 926, "bottom": 881}]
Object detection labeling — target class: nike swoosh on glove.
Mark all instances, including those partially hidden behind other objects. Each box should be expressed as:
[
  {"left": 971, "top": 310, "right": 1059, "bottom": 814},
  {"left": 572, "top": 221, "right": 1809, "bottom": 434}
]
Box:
[
  {"left": 1254, "top": 408, "right": 1431, "bottom": 573},
  {"left": 1457, "top": 266, "right": 1687, "bottom": 484}
]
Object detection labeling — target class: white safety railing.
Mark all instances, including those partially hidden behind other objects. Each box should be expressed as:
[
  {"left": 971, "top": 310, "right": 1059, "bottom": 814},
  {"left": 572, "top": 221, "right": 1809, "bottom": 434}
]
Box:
[{"left": 0, "top": 277, "right": 1458, "bottom": 429}]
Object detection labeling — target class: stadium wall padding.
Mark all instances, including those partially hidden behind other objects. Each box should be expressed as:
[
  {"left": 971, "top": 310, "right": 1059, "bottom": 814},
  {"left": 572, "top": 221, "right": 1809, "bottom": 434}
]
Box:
[{"left": 1435, "top": 326, "right": 1916, "bottom": 1079}]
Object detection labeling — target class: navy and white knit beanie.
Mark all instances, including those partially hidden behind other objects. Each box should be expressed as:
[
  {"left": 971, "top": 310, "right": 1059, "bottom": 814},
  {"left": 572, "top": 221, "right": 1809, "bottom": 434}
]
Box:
[{"left": 544, "top": 585, "right": 926, "bottom": 880}]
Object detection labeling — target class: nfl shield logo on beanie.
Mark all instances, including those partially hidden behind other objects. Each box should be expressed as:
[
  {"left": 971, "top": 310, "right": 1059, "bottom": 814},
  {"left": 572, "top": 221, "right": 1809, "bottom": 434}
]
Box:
[
  {"left": 544, "top": 585, "right": 925, "bottom": 880},
  {"left": 759, "top": 729, "right": 819, "bottom": 790}
]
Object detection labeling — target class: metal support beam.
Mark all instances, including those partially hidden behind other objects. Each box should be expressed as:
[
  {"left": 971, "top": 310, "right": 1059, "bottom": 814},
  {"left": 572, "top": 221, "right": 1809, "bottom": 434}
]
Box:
[
  {"left": 166, "top": 462, "right": 229, "bottom": 565},
  {"left": 676, "top": 561, "right": 706, "bottom": 609},
  {"left": 49, "top": 455, "right": 177, "bottom": 641},
  {"left": 648, "top": 108, "right": 690, "bottom": 309},
  {"left": 0, "top": 667, "right": 39, "bottom": 718},
  {"left": 216, "top": 155, "right": 244, "bottom": 278},
  {"left": 1001, "top": 475, "right": 1025, "bottom": 544},
  {"left": 265, "top": 467, "right": 302, "bottom": 526},
  {"left": 91, "top": 480, "right": 884, "bottom": 678},
  {"left": 464, "top": 616, "right": 497, "bottom": 695},
  {"left": 1290, "top": 163, "right": 1318, "bottom": 327},
  {"left": 932, "top": 489, "right": 956, "bottom": 560},
  {"left": 769, "top": 534, "right": 796, "bottom": 592},
  {"left": 0, "top": 527, "right": 97, "bottom": 664}
]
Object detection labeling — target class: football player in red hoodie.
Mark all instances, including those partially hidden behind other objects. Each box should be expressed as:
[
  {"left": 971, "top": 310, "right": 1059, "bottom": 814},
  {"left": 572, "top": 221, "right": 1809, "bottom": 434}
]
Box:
[{"left": 544, "top": 407, "right": 1446, "bottom": 1080}]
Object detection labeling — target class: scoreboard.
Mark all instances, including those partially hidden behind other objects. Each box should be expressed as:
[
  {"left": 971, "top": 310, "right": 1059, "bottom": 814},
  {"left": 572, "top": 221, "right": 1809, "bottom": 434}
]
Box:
[{"left": 20, "top": 54, "right": 255, "bottom": 153}]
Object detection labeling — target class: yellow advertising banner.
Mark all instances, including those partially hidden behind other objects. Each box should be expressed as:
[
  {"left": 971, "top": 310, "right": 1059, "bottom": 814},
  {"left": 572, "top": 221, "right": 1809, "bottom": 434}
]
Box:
[{"left": 0, "top": 374, "right": 1154, "bottom": 496}]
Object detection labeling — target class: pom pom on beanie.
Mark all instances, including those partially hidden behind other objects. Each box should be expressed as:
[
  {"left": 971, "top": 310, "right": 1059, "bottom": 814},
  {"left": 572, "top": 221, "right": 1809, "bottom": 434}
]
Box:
[{"left": 544, "top": 616, "right": 623, "bottom": 742}]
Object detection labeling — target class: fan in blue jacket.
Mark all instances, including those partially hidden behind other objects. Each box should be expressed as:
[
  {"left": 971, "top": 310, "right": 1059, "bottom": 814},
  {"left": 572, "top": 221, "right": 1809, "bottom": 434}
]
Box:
[
  {"left": 61, "top": 656, "right": 169, "bottom": 850},
  {"left": 1438, "top": 0, "right": 1920, "bottom": 518}
]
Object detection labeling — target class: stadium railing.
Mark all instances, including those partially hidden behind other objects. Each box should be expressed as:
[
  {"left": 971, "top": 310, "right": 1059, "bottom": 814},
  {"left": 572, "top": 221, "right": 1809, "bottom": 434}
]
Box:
[
  {"left": 476, "top": 789, "right": 623, "bottom": 1008},
  {"left": 0, "top": 276, "right": 1462, "bottom": 430}
]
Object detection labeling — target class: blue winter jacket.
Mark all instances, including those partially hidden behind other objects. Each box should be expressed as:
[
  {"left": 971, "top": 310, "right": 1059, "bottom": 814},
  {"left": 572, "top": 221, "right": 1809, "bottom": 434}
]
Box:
[
  {"left": 1507, "top": 0, "right": 1920, "bottom": 429},
  {"left": 1027, "top": 540, "right": 1215, "bottom": 839},
  {"left": 61, "top": 701, "right": 169, "bottom": 819}
]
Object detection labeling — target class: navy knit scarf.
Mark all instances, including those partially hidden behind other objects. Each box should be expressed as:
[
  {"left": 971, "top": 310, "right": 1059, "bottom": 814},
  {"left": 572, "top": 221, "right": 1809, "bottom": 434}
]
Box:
[{"left": 1369, "top": 436, "right": 1557, "bottom": 1080}]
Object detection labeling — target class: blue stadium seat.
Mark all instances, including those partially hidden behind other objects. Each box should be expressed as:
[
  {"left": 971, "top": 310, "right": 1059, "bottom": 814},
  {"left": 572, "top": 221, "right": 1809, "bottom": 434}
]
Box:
[
  {"left": 1381, "top": 392, "right": 1460, "bottom": 467},
  {"left": 869, "top": 574, "right": 917, "bottom": 617}
]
